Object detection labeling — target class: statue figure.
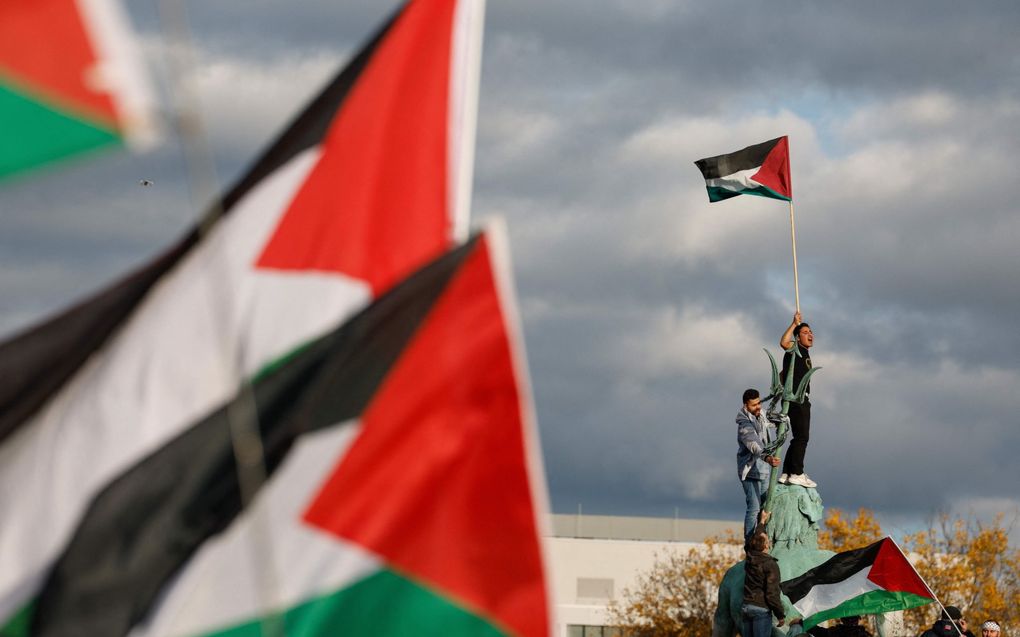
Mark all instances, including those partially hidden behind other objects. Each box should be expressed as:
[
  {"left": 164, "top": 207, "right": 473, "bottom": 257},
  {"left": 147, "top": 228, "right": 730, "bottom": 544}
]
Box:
[{"left": 712, "top": 349, "right": 828, "bottom": 637}]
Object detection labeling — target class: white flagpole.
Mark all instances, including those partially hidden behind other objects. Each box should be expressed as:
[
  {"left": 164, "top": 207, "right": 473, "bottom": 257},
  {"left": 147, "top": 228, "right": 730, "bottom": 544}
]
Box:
[
  {"left": 888, "top": 536, "right": 966, "bottom": 637},
  {"left": 788, "top": 199, "right": 801, "bottom": 314}
]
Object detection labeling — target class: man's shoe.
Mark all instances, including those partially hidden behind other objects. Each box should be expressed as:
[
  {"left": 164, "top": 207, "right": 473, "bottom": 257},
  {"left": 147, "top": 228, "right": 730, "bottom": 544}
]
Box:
[
  {"left": 778, "top": 473, "right": 789, "bottom": 484},
  {"left": 787, "top": 474, "right": 817, "bottom": 488}
]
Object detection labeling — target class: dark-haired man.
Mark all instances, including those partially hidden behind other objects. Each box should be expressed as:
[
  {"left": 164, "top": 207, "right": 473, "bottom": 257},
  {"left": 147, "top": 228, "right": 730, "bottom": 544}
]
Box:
[
  {"left": 737, "top": 388, "right": 780, "bottom": 538},
  {"left": 920, "top": 606, "right": 976, "bottom": 637},
  {"left": 779, "top": 311, "right": 816, "bottom": 488},
  {"left": 742, "top": 521, "right": 785, "bottom": 637}
]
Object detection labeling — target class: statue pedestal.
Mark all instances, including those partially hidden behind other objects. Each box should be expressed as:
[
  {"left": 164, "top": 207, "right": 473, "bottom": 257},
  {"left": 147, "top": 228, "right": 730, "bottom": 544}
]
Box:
[{"left": 712, "top": 484, "right": 835, "bottom": 637}]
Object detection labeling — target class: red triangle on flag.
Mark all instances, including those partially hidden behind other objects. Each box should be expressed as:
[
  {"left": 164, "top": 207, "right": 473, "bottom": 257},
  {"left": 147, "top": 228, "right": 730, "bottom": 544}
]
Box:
[
  {"left": 255, "top": 0, "right": 458, "bottom": 297},
  {"left": 751, "top": 135, "right": 792, "bottom": 199},
  {"left": 304, "top": 234, "right": 550, "bottom": 637},
  {"left": 867, "top": 538, "right": 932, "bottom": 599}
]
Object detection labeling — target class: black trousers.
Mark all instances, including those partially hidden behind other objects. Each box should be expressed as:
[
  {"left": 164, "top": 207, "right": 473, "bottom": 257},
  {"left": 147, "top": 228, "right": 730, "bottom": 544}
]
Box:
[{"left": 782, "top": 401, "right": 811, "bottom": 476}]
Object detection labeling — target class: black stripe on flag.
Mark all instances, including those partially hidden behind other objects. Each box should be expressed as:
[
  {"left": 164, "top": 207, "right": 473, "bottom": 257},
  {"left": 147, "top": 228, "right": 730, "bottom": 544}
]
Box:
[
  {"left": 781, "top": 539, "right": 884, "bottom": 604},
  {"left": 694, "top": 137, "right": 783, "bottom": 180},
  {"left": 0, "top": 3, "right": 406, "bottom": 446},
  {"left": 30, "top": 238, "right": 477, "bottom": 637}
]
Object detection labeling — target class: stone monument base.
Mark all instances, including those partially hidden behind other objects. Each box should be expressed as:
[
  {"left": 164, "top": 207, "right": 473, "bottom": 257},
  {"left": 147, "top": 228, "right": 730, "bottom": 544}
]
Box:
[{"left": 712, "top": 483, "right": 835, "bottom": 637}]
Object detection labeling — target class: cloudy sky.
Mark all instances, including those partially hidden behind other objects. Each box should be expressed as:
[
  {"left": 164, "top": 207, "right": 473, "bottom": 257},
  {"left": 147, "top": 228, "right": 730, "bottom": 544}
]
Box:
[{"left": 2, "top": 0, "right": 1019, "bottom": 539}]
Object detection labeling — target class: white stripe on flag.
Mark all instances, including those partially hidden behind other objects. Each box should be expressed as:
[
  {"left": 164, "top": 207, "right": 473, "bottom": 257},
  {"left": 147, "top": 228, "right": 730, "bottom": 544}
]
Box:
[
  {"left": 793, "top": 567, "right": 881, "bottom": 619},
  {"left": 0, "top": 148, "right": 372, "bottom": 622},
  {"left": 705, "top": 167, "right": 763, "bottom": 193},
  {"left": 130, "top": 422, "right": 381, "bottom": 637}
]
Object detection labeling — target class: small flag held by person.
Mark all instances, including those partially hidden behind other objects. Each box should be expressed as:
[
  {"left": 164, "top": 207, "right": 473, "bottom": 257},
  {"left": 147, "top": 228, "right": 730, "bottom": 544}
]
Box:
[
  {"left": 694, "top": 136, "right": 792, "bottom": 203},
  {"left": 781, "top": 537, "right": 935, "bottom": 629}
]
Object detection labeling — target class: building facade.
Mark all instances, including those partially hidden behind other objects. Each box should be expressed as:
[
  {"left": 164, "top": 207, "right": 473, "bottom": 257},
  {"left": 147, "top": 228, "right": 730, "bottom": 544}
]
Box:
[{"left": 546, "top": 513, "right": 741, "bottom": 637}]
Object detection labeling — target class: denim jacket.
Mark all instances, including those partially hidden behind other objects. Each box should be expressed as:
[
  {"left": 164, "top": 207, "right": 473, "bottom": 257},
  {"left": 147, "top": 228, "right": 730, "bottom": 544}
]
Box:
[{"left": 736, "top": 407, "right": 775, "bottom": 481}]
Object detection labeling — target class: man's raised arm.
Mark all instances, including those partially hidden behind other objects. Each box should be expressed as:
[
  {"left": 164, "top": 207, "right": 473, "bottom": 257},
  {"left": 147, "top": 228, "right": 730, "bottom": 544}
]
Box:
[{"left": 780, "top": 310, "right": 802, "bottom": 350}]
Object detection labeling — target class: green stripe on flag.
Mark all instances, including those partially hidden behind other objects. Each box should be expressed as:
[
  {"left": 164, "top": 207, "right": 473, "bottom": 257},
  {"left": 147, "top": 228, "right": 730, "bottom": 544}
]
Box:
[
  {"left": 0, "top": 83, "right": 119, "bottom": 180},
  {"left": 0, "top": 601, "right": 32, "bottom": 637},
  {"left": 803, "top": 591, "right": 934, "bottom": 630},
  {"left": 706, "top": 185, "right": 791, "bottom": 203},
  {"left": 200, "top": 569, "right": 510, "bottom": 637}
]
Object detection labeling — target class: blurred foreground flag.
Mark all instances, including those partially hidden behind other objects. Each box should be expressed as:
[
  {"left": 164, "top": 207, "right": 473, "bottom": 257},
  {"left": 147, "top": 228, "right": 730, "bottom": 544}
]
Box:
[
  {"left": 29, "top": 230, "right": 552, "bottom": 637},
  {"left": 781, "top": 537, "right": 934, "bottom": 630},
  {"left": 0, "top": 0, "right": 159, "bottom": 180},
  {"left": 694, "top": 136, "right": 792, "bottom": 202},
  {"left": 0, "top": 0, "right": 489, "bottom": 633}
]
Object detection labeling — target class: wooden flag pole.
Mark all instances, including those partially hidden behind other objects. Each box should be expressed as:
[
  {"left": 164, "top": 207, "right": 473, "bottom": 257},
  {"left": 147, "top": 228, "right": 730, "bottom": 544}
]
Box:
[{"left": 788, "top": 200, "right": 801, "bottom": 313}]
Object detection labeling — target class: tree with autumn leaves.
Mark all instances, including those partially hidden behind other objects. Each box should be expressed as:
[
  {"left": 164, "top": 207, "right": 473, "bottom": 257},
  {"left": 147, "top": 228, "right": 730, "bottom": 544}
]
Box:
[
  {"left": 607, "top": 508, "right": 1020, "bottom": 637},
  {"left": 606, "top": 532, "right": 743, "bottom": 637}
]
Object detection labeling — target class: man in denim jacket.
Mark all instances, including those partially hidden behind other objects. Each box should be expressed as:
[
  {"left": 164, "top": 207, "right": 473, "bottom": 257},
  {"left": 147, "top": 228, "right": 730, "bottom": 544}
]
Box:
[{"left": 737, "top": 388, "right": 780, "bottom": 539}]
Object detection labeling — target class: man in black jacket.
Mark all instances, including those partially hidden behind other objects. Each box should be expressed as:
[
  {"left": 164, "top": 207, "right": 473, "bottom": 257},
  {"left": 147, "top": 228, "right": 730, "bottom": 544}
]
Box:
[
  {"left": 920, "top": 606, "right": 975, "bottom": 637},
  {"left": 743, "top": 516, "right": 785, "bottom": 637}
]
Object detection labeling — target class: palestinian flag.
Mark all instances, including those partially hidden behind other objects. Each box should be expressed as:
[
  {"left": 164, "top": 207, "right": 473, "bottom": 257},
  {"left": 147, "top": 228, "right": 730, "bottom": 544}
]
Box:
[
  {"left": 781, "top": 538, "right": 935, "bottom": 629},
  {"left": 694, "top": 136, "right": 792, "bottom": 202},
  {"left": 0, "top": 0, "right": 158, "bottom": 180},
  {"left": 0, "top": 0, "right": 485, "bottom": 632},
  {"left": 25, "top": 230, "right": 551, "bottom": 637}
]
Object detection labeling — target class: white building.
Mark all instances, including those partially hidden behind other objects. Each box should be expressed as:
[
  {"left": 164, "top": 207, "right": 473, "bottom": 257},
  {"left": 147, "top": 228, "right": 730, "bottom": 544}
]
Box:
[{"left": 545, "top": 513, "right": 742, "bottom": 637}]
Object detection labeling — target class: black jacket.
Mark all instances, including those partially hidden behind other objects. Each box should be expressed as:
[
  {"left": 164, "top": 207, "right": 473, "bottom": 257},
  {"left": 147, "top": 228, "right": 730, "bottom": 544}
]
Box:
[
  {"left": 743, "top": 549, "right": 785, "bottom": 619},
  {"left": 781, "top": 343, "right": 812, "bottom": 402},
  {"left": 920, "top": 621, "right": 974, "bottom": 637}
]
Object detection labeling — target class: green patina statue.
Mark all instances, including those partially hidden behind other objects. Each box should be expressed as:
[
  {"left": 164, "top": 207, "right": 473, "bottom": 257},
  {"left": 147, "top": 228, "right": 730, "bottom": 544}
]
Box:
[{"left": 712, "top": 349, "right": 829, "bottom": 637}]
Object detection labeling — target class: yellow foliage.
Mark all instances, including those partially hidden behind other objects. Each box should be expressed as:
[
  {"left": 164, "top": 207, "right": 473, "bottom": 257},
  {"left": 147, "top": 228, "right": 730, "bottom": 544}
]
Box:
[
  {"left": 818, "top": 507, "right": 884, "bottom": 552},
  {"left": 901, "top": 514, "right": 1020, "bottom": 635},
  {"left": 606, "top": 532, "right": 742, "bottom": 637}
]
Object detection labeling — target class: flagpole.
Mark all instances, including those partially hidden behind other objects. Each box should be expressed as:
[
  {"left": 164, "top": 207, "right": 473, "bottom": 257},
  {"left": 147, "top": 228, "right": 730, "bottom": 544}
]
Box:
[
  {"left": 888, "top": 536, "right": 966, "bottom": 637},
  {"left": 157, "top": 3, "right": 284, "bottom": 636},
  {"left": 788, "top": 200, "right": 801, "bottom": 314}
]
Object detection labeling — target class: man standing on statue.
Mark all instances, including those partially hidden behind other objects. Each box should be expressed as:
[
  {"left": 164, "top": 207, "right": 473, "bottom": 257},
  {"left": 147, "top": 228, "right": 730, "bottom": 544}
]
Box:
[
  {"left": 737, "top": 389, "right": 781, "bottom": 539},
  {"left": 779, "top": 311, "right": 816, "bottom": 488}
]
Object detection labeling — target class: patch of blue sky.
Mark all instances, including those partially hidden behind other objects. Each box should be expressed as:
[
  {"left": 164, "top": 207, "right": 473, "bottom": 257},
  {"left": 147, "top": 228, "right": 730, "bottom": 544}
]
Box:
[{"left": 735, "top": 88, "right": 878, "bottom": 159}]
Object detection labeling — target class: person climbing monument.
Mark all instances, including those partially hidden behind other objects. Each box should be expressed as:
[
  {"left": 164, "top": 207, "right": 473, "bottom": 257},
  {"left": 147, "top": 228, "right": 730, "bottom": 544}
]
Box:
[
  {"left": 742, "top": 516, "right": 785, "bottom": 637},
  {"left": 737, "top": 388, "right": 781, "bottom": 539},
  {"left": 779, "top": 310, "right": 816, "bottom": 488}
]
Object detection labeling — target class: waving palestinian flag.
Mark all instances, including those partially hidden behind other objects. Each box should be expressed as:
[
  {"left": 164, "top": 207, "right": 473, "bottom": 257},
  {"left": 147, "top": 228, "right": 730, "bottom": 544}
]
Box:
[
  {"left": 27, "top": 230, "right": 551, "bottom": 637},
  {"left": 0, "top": 0, "right": 158, "bottom": 180},
  {"left": 781, "top": 538, "right": 935, "bottom": 629},
  {"left": 694, "top": 136, "right": 792, "bottom": 202},
  {"left": 0, "top": 0, "right": 488, "bottom": 633}
]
